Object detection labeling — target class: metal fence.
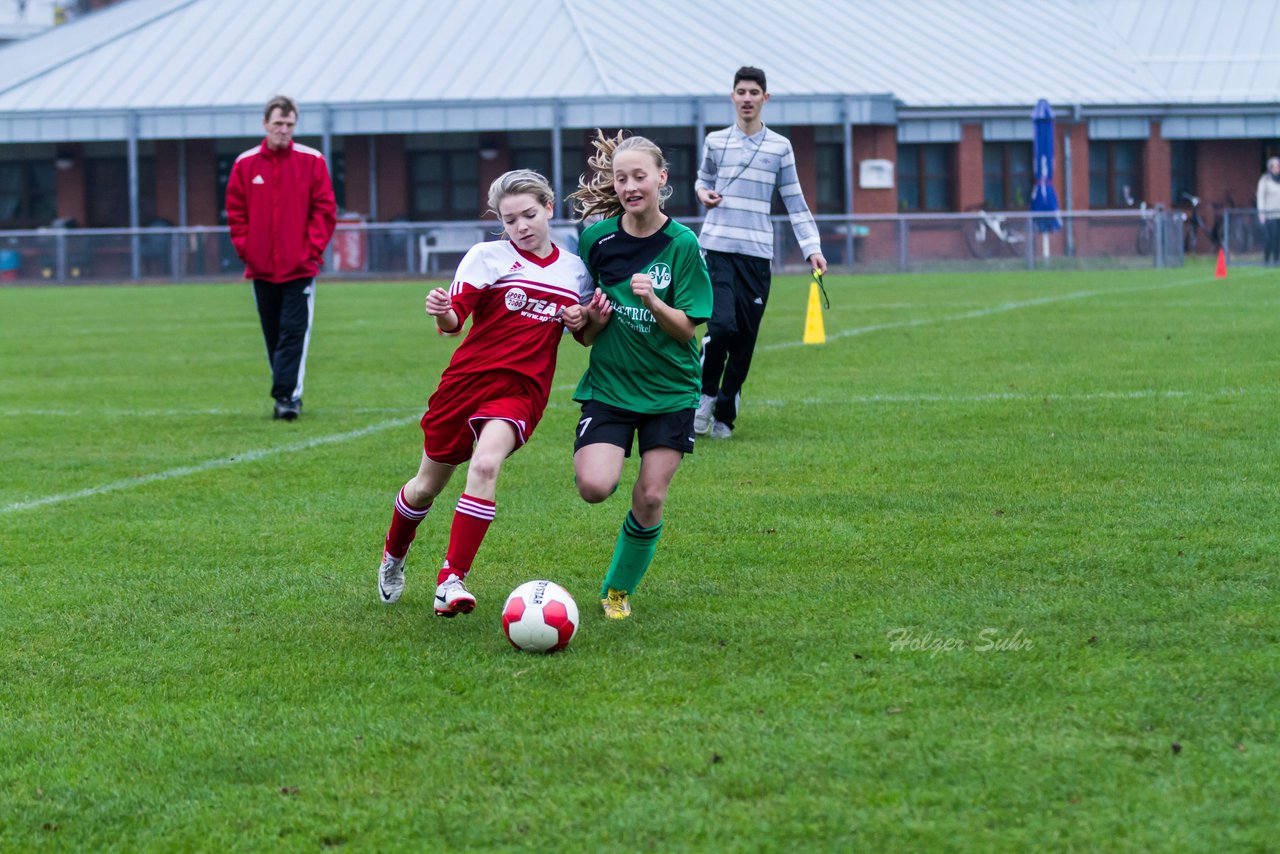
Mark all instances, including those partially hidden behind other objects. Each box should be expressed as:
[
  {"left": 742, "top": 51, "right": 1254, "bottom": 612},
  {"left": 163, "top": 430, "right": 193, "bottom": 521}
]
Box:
[
  {"left": 1220, "top": 208, "right": 1278, "bottom": 267},
  {"left": 0, "top": 209, "right": 1192, "bottom": 284}
]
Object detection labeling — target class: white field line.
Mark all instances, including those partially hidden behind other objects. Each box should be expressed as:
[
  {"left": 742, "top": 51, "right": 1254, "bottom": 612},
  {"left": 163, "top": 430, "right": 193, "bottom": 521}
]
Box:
[
  {"left": 761, "top": 271, "right": 1254, "bottom": 352},
  {"left": 1, "top": 416, "right": 417, "bottom": 514},
  {"left": 751, "top": 387, "right": 1280, "bottom": 407},
  {"left": 3, "top": 271, "right": 1257, "bottom": 513},
  {"left": 0, "top": 406, "right": 418, "bottom": 418}
]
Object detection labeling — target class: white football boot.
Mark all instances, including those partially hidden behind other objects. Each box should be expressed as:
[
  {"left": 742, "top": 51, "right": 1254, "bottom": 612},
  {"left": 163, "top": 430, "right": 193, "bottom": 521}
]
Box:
[
  {"left": 693, "top": 394, "right": 715, "bottom": 435},
  {"left": 434, "top": 574, "right": 477, "bottom": 618},
  {"left": 378, "top": 551, "right": 406, "bottom": 604}
]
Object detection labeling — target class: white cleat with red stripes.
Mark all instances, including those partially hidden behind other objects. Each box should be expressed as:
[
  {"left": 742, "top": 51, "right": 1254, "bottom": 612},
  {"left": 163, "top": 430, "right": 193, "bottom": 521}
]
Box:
[{"left": 434, "top": 573, "right": 476, "bottom": 617}]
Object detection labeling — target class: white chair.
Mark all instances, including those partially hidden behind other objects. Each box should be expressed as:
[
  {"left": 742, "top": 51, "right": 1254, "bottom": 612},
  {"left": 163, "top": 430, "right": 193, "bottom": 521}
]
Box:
[{"left": 418, "top": 227, "right": 486, "bottom": 275}]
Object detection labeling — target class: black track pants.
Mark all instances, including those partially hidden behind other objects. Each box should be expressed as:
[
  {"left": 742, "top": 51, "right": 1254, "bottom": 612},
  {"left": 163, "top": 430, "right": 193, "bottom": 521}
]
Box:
[
  {"left": 699, "top": 250, "right": 771, "bottom": 429},
  {"left": 253, "top": 276, "right": 315, "bottom": 403}
]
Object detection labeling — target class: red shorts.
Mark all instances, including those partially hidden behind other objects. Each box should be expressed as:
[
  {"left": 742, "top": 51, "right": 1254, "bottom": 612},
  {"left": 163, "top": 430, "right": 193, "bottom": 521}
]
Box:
[{"left": 420, "top": 370, "right": 547, "bottom": 466}]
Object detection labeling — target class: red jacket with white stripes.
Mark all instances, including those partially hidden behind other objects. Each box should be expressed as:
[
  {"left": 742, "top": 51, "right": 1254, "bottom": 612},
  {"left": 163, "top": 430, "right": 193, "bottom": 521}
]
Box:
[{"left": 225, "top": 140, "right": 337, "bottom": 283}]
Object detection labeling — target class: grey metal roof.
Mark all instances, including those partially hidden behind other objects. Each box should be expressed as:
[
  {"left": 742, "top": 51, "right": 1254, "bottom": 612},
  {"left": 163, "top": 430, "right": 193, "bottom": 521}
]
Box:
[
  {"left": 1095, "top": 0, "right": 1280, "bottom": 104},
  {"left": 0, "top": 0, "right": 1276, "bottom": 144}
]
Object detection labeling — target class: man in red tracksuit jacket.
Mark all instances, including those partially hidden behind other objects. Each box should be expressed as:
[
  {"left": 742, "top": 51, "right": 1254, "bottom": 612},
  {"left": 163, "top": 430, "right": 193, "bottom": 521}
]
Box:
[{"left": 226, "top": 95, "right": 337, "bottom": 421}]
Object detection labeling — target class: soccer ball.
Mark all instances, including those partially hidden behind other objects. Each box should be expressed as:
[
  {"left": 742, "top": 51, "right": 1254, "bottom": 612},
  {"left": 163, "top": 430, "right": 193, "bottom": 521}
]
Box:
[{"left": 501, "top": 580, "right": 579, "bottom": 653}]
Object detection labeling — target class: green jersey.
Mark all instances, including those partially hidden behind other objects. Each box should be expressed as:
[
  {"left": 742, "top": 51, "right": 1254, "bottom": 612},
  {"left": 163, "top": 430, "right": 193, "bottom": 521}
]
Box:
[{"left": 574, "top": 215, "right": 714, "bottom": 413}]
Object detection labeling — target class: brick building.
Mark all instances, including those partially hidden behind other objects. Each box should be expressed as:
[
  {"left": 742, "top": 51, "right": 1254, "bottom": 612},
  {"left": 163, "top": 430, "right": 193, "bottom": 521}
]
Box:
[{"left": 1, "top": 0, "right": 1276, "bottom": 260}]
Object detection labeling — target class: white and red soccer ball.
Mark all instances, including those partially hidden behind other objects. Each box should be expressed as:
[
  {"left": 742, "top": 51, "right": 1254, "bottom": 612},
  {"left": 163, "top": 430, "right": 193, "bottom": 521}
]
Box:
[{"left": 501, "top": 580, "right": 579, "bottom": 653}]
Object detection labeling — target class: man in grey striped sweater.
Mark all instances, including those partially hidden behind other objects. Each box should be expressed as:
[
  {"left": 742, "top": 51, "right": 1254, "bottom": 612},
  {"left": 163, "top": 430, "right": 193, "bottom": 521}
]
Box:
[{"left": 694, "top": 66, "right": 827, "bottom": 439}]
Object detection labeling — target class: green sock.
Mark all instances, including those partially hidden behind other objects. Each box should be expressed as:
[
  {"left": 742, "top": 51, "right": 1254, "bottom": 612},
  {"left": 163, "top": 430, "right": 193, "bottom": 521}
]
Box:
[{"left": 601, "top": 511, "right": 663, "bottom": 597}]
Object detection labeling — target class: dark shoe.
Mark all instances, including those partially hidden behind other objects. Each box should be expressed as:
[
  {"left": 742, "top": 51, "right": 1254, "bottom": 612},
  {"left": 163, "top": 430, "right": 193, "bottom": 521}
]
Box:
[{"left": 273, "top": 398, "right": 301, "bottom": 421}]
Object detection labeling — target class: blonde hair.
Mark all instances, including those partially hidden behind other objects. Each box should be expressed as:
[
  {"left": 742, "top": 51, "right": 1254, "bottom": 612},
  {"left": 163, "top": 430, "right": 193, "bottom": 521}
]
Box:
[
  {"left": 487, "top": 169, "right": 555, "bottom": 215},
  {"left": 569, "top": 130, "right": 673, "bottom": 221}
]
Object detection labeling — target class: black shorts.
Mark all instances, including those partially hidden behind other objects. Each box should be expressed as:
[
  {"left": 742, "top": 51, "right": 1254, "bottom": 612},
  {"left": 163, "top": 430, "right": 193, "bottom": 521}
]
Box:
[{"left": 574, "top": 399, "right": 696, "bottom": 457}]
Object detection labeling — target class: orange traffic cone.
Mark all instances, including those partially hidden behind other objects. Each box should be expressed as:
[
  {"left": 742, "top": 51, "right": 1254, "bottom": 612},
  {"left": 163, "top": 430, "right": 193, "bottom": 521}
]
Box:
[{"left": 1215, "top": 248, "right": 1228, "bottom": 279}]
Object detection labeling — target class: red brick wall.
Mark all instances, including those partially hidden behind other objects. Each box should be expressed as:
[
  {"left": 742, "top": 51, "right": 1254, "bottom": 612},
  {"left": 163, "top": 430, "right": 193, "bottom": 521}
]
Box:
[
  {"left": 153, "top": 140, "right": 180, "bottom": 223},
  {"left": 789, "top": 126, "right": 818, "bottom": 211},
  {"left": 1144, "top": 122, "right": 1172, "bottom": 208},
  {"left": 477, "top": 136, "right": 509, "bottom": 216},
  {"left": 344, "top": 136, "right": 370, "bottom": 217},
  {"left": 852, "top": 124, "right": 897, "bottom": 215},
  {"left": 956, "top": 123, "right": 985, "bottom": 211},
  {"left": 184, "top": 139, "right": 219, "bottom": 226},
  {"left": 54, "top": 143, "right": 86, "bottom": 224},
  {"left": 1059, "top": 123, "right": 1089, "bottom": 211},
  {"left": 1196, "top": 139, "right": 1262, "bottom": 209},
  {"left": 376, "top": 135, "right": 408, "bottom": 221}
]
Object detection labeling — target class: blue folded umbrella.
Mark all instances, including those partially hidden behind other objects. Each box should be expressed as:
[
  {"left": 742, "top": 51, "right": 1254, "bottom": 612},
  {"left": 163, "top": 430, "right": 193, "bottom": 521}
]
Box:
[{"left": 1031, "top": 99, "right": 1062, "bottom": 234}]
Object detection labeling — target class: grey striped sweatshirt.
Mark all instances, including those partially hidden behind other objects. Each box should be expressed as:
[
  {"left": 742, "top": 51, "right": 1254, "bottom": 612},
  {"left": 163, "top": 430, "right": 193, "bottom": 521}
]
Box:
[{"left": 695, "top": 124, "right": 822, "bottom": 262}]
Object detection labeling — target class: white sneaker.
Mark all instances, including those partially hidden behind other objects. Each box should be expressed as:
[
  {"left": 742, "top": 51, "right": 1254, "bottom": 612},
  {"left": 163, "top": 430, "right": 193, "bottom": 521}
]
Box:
[
  {"left": 378, "top": 551, "right": 406, "bottom": 604},
  {"left": 693, "top": 394, "right": 715, "bottom": 435},
  {"left": 434, "top": 574, "right": 476, "bottom": 618},
  {"left": 710, "top": 421, "right": 732, "bottom": 439}
]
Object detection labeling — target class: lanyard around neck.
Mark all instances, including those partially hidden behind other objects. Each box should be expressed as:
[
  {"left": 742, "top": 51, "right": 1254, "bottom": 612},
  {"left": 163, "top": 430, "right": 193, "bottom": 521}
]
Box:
[{"left": 717, "top": 127, "right": 765, "bottom": 194}]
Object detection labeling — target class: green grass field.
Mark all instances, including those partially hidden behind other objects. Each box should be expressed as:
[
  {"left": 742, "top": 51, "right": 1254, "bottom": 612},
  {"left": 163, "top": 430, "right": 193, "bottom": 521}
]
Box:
[{"left": 2, "top": 265, "right": 1277, "bottom": 851}]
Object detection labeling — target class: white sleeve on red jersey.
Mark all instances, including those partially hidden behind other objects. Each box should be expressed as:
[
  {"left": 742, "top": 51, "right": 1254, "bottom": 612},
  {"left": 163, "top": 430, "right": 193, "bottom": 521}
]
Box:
[{"left": 447, "top": 242, "right": 500, "bottom": 326}]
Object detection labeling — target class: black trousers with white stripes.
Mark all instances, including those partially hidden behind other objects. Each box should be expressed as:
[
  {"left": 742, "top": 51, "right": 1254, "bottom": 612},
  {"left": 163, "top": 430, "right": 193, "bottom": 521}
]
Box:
[
  {"left": 253, "top": 276, "right": 314, "bottom": 404},
  {"left": 699, "top": 250, "right": 771, "bottom": 430}
]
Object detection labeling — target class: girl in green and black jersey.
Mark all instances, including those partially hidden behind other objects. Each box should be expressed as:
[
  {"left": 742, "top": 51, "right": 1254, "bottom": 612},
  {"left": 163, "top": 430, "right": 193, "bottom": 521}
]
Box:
[{"left": 568, "top": 130, "right": 714, "bottom": 620}]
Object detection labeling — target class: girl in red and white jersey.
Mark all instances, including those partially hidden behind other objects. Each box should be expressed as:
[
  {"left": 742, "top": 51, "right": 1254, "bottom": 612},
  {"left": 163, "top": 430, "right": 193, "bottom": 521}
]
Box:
[{"left": 376, "top": 170, "right": 593, "bottom": 616}]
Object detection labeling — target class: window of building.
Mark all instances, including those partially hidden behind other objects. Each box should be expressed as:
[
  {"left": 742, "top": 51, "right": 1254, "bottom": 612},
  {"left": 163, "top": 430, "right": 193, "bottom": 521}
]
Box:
[
  {"left": 410, "top": 149, "right": 480, "bottom": 220},
  {"left": 328, "top": 149, "right": 346, "bottom": 212},
  {"left": 0, "top": 160, "right": 56, "bottom": 227},
  {"left": 635, "top": 128, "right": 696, "bottom": 218},
  {"left": 982, "top": 142, "right": 1032, "bottom": 210},
  {"left": 814, "top": 127, "right": 847, "bottom": 214},
  {"left": 1089, "top": 140, "right": 1142, "bottom": 208},
  {"left": 897, "top": 143, "right": 954, "bottom": 212},
  {"left": 84, "top": 156, "right": 155, "bottom": 226},
  {"left": 507, "top": 138, "right": 592, "bottom": 218},
  {"left": 1169, "top": 141, "right": 1196, "bottom": 207}
]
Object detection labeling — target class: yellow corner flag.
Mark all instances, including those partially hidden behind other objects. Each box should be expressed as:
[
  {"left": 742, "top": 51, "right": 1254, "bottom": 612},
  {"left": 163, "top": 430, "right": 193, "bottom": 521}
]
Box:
[{"left": 803, "top": 270, "right": 826, "bottom": 345}]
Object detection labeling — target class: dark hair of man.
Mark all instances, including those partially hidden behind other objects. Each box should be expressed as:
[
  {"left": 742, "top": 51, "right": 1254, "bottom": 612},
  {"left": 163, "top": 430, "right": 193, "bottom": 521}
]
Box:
[
  {"left": 733, "top": 66, "right": 767, "bottom": 93},
  {"left": 264, "top": 95, "right": 298, "bottom": 121}
]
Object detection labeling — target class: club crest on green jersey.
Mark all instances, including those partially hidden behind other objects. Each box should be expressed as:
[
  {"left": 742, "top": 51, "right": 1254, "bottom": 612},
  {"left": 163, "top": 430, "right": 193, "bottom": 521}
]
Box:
[{"left": 647, "top": 262, "right": 672, "bottom": 291}]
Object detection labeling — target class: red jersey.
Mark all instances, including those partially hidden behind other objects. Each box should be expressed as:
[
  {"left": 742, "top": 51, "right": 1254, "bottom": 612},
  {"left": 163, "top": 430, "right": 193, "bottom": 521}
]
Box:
[
  {"left": 438, "top": 239, "right": 593, "bottom": 400},
  {"left": 226, "top": 139, "right": 337, "bottom": 283}
]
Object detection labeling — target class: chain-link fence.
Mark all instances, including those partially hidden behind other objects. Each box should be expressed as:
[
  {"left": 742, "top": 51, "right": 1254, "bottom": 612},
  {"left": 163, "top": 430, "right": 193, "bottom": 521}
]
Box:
[{"left": 0, "top": 209, "right": 1188, "bottom": 284}]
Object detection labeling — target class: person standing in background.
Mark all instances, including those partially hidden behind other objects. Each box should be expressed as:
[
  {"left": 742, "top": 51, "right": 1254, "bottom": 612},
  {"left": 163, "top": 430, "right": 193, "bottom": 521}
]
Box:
[
  {"left": 226, "top": 95, "right": 337, "bottom": 420},
  {"left": 695, "top": 66, "right": 827, "bottom": 439},
  {"left": 1257, "top": 156, "right": 1280, "bottom": 267}
]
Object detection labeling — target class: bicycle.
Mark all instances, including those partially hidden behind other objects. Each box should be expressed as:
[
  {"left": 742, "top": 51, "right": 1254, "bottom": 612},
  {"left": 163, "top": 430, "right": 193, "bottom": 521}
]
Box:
[
  {"left": 1125, "top": 187, "right": 1157, "bottom": 256},
  {"left": 1214, "top": 192, "right": 1259, "bottom": 256},
  {"left": 965, "top": 205, "right": 1026, "bottom": 258},
  {"left": 1180, "top": 192, "right": 1217, "bottom": 253}
]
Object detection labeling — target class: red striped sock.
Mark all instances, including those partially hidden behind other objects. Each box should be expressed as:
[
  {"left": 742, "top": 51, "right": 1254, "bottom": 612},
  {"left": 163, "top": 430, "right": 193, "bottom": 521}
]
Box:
[
  {"left": 384, "top": 487, "right": 431, "bottom": 559},
  {"left": 438, "top": 493, "right": 496, "bottom": 584}
]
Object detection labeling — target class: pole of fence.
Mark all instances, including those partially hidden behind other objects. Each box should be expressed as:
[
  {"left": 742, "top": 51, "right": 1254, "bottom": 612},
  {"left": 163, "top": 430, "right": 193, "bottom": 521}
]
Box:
[
  {"left": 1161, "top": 210, "right": 1168, "bottom": 268},
  {"left": 127, "top": 112, "right": 141, "bottom": 280},
  {"left": 897, "top": 219, "right": 908, "bottom": 272},
  {"left": 1025, "top": 217, "right": 1035, "bottom": 270},
  {"left": 1223, "top": 210, "right": 1231, "bottom": 267},
  {"left": 56, "top": 229, "right": 67, "bottom": 282}
]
